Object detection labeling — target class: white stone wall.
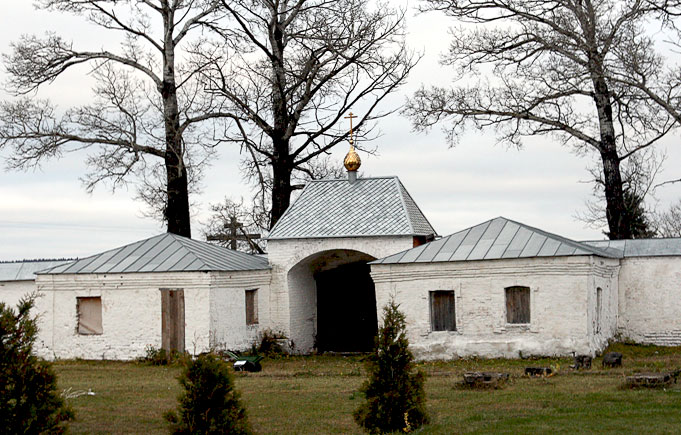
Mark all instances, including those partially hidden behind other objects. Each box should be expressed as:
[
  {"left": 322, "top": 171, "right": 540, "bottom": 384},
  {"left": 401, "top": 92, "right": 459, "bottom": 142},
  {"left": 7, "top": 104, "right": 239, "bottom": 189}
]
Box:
[
  {"left": 267, "top": 236, "right": 414, "bottom": 352},
  {"left": 34, "top": 272, "right": 214, "bottom": 360},
  {"left": 0, "top": 280, "right": 38, "bottom": 309},
  {"left": 617, "top": 256, "right": 681, "bottom": 345},
  {"left": 209, "top": 270, "right": 272, "bottom": 352},
  {"left": 588, "top": 258, "right": 620, "bottom": 352},
  {"left": 371, "top": 256, "right": 620, "bottom": 359}
]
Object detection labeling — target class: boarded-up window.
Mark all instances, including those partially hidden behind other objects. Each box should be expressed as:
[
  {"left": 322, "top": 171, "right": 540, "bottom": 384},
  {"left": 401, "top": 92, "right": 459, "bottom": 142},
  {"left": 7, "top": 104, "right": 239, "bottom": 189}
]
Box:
[
  {"left": 245, "top": 289, "right": 258, "bottom": 325},
  {"left": 595, "top": 287, "right": 603, "bottom": 333},
  {"left": 505, "top": 286, "right": 530, "bottom": 324},
  {"left": 430, "top": 291, "right": 456, "bottom": 331},
  {"left": 77, "top": 296, "right": 103, "bottom": 335}
]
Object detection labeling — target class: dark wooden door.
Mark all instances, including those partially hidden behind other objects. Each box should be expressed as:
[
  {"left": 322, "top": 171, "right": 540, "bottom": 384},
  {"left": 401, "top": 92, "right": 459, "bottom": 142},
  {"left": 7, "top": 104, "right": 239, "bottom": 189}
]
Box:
[
  {"left": 316, "top": 262, "right": 378, "bottom": 352},
  {"left": 161, "top": 289, "right": 185, "bottom": 353}
]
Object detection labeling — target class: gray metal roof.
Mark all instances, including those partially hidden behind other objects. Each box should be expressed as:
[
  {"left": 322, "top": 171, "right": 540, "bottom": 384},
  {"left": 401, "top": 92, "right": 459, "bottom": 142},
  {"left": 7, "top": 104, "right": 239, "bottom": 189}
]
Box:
[
  {"left": 0, "top": 260, "right": 71, "bottom": 282},
  {"left": 268, "top": 176, "right": 436, "bottom": 239},
  {"left": 38, "top": 233, "right": 270, "bottom": 275},
  {"left": 583, "top": 238, "right": 681, "bottom": 257},
  {"left": 371, "top": 217, "right": 619, "bottom": 265}
]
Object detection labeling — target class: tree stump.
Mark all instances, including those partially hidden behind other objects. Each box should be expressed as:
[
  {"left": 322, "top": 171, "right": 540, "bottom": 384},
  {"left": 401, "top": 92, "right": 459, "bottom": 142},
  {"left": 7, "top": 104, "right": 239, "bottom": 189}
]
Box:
[
  {"left": 462, "top": 372, "right": 509, "bottom": 389},
  {"left": 625, "top": 372, "right": 675, "bottom": 388}
]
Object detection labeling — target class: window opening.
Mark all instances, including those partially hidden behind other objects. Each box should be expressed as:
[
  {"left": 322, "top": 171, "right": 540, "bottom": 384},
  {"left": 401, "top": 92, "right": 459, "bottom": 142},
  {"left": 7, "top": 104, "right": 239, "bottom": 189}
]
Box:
[
  {"left": 77, "top": 296, "right": 103, "bottom": 335},
  {"left": 430, "top": 291, "right": 456, "bottom": 331},
  {"left": 246, "top": 289, "right": 258, "bottom": 325},
  {"left": 505, "top": 286, "right": 530, "bottom": 324}
]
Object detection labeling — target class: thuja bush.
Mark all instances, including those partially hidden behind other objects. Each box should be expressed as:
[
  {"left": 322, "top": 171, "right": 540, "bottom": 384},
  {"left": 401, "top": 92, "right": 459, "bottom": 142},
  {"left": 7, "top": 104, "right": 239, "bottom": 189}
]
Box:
[
  {"left": 0, "top": 295, "right": 74, "bottom": 433},
  {"left": 165, "top": 353, "right": 252, "bottom": 434},
  {"left": 354, "top": 299, "right": 429, "bottom": 434}
]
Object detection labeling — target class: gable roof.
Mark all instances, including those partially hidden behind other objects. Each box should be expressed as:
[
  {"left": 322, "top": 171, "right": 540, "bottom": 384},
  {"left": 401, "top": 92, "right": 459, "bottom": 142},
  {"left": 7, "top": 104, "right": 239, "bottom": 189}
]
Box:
[
  {"left": 0, "top": 260, "right": 71, "bottom": 282},
  {"left": 39, "top": 233, "right": 270, "bottom": 275},
  {"left": 371, "top": 216, "right": 619, "bottom": 265},
  {"left": 268, "top": 176, "right": 436, "bottom": 239},
  {"left": 583, "top": 238, "right": 681, "bottom": 257}
]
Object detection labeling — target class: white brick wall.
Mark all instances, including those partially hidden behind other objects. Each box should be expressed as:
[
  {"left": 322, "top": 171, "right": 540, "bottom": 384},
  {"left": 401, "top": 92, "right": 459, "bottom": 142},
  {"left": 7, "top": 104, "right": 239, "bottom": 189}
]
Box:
[
  {"left": 4, "top": 243, "right": 681, "bottom": 361},
  {"left": 617, "top": 256, "right": 681, "bottom": 345},
  {"left": 371, "top": 256, "right": 620, "bottom": 359},
  {"left": 0, "top": 280, "right": 38, "bottom": 309},
  {"left": 209, "top": 270, "right": 272, "bottom": 352},
  {"left": 33, "top": 272, "right": 215, "bottom": 360}
]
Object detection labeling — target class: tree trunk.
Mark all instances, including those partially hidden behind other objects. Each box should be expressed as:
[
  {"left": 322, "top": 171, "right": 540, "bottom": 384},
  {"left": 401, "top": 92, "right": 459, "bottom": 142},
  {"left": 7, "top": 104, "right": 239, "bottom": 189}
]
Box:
[
  {"left": 268, "top": 7, "right": 292, "bottom": 230},
  {"left": 162, "top": 7, "right": 191, "bottom": 237},
  {"left": 590, "top": 61, "right": 630, "bottom": 239},
  {"left": 270, "top": 152, "right": 292, "bottom": 229}
]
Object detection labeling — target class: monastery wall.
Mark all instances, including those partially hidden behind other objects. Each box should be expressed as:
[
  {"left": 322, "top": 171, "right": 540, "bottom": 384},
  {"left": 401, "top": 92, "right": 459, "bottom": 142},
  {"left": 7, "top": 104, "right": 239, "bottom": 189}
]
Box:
[
  {"left": 371, "top": 255, "right": 620, "bottom": 359},
  {"left": 617, "top": 256, "right": 681, "bottom": 346},
  {"left": 209, "top": 270, "right": 272, "bottom": 352},
  {"left": 0, "top": 279, "right": 38, "bottom": 310},
  {"left": 34, "top": 272, "right": 213, "bottom": 360},
  {"left": 267, "top": 236, "right": 414, "bottom": 352}
]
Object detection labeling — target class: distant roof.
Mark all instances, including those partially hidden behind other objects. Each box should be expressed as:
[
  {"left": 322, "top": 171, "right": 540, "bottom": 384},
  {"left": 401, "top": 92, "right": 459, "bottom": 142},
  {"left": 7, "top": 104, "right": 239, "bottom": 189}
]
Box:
[
  {"left": 583, "top": 238, "right": 681, "bottom": 257},
  {"left": 371, "top": 217, "right": 619, "bottom": 265},
  {"left": 39, "top": 233, "right": 270, "bottom": 275},
  {"left": 268, "top": 176, "right": 436, "bottom": 239},
  {"left": 0, "top": 260, "right": 71, "bottom": 282}
]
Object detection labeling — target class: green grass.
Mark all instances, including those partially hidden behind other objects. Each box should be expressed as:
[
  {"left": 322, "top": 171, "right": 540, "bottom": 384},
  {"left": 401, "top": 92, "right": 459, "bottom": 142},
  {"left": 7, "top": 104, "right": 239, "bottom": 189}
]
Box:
[{"left": 54, "top": 346, "right": 681, "bottom": 434}]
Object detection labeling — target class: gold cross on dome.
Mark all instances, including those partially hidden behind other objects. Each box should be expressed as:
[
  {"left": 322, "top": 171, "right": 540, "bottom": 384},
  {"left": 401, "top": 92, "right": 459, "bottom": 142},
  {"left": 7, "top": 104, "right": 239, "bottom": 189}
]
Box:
[{"left": 344, "top": 112, "right": 357, "bottom": 144}]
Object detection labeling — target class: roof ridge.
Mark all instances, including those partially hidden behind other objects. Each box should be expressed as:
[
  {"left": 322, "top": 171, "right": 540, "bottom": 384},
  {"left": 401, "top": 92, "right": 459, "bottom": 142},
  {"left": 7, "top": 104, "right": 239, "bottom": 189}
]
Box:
[
  {"left": 306, "top": 175, "right": 399, "bottom": 183},
  {"left": 371, "top": 216, "right": 620, "bottom": 265},
  {"left": 497, "top": 216, "right": 614, "bottom": 258},
  {"left": 393, "top": 177, "right": 414, "bottom": 234},
  {"left": 395, "top": 178, "right": 438, "bottom": 236}
]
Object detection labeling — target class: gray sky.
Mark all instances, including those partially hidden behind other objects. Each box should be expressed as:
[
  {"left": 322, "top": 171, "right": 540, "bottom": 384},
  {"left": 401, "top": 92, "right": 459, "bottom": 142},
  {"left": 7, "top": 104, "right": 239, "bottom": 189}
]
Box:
[{"left": 1, "top": 1, "right": 680, "bottom": 260}]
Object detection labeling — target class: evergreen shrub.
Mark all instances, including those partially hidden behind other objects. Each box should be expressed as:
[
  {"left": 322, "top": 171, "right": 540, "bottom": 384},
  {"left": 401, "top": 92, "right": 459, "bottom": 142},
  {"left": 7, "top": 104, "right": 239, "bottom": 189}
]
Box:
[
  {"left": 165, "top": 353, "right": 252, "bottom": 434},
  {"left": 354, "top": 299, "right": 429, "bottom": 433},
  {"left": 0, "top": 294, "right": 74, "bottom": 433}
]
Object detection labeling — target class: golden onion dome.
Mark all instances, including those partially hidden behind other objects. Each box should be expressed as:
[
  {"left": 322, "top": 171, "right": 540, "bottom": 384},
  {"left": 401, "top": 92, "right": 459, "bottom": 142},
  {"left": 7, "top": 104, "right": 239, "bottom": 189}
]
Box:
[{"left": 344, "top": 144, "right": 361, "bottom": 171}]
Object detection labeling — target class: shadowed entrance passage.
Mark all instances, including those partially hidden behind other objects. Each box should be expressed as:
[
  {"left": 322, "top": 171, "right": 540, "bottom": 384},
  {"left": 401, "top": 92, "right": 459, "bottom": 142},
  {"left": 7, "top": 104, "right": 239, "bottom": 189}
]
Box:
[{"left": 315, "top": 261, "right": 378, "bottom": 352}]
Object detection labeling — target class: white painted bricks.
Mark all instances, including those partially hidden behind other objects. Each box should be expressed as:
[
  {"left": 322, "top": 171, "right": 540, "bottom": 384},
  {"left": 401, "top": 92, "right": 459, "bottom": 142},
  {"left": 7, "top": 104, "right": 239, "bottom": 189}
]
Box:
[{"left": 371, "top": 256, "right": 620, "bottom": 359}]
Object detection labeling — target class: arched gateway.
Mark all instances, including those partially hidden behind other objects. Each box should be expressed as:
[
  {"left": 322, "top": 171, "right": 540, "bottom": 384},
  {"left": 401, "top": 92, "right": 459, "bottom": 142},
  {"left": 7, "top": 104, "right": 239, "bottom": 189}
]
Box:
[
  {"left": 287, "top": 249, "right": 378, "bottom": 353},
  {"left": 266, "top": 147, "right": 436, "bottom": 354}
]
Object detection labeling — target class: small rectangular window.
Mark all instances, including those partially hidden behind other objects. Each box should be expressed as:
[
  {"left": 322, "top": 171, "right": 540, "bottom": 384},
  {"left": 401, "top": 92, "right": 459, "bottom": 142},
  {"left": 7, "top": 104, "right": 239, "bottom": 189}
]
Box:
[
  {"left": 505, "top": 286, "right": 530, "bottom": 324},
  {"left": 430, "top": 291, "right": 456, "bottom": 331},
  {"left": 77, "top": 296, "right": 103, "bottom": 335},
  {"left": 595, "top": 287, "right": 603, "bottom": 333},
  {"left": 245, "top": 289, "right": 258, "bottom": 325}
]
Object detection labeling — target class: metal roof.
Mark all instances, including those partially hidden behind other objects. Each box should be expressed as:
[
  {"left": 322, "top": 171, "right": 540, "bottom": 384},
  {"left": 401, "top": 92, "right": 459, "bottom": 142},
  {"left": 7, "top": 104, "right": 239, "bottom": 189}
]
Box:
[
  {"left": 583, "top": 238, "right": 681, "bottom": 257},
  {"left": 38, "top": 233, "right": 270, "bottom": 275},
  {"left": 268, "top": 176, "right": 436, "bottom": 239},
  {"left": 371, "top": 217, "right": 619, "bottom": 265},
  {"left": 0, "top": 260, "right": 71, "bottom": 282}
]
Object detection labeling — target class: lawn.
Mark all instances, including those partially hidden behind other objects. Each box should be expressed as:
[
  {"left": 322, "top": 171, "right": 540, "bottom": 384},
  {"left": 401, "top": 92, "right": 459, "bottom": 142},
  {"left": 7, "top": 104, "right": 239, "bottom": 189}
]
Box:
[{"left": 55, "top": 343, "right": 681, "bottom": 434}]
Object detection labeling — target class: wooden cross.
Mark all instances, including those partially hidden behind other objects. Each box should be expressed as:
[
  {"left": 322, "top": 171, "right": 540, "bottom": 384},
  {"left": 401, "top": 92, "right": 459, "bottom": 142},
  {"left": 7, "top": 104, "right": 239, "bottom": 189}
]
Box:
[
  {"left": 207, "top": 216, "right": 264, "bottom": 254},
  {"left": 344, "top": 112, "right": 357, "bottom": 144}
]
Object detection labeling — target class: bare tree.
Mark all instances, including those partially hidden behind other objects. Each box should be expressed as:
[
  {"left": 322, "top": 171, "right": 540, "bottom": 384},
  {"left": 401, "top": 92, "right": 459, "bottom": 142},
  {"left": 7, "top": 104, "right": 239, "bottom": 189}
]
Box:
[
  {"left": 578, "top": 147, "right": 663, "bottom": 238},
  {"left": 202, "top": 197, "right": 268, "bottom": 253},
  {"left": 0, "top": 0, "right": 226, "bottom": 237},
  {"left": 655, "top": 199, "right": 681, "bottom": 237},
  {"left": 405, "top": 0, "right": 677, "bottom": 239},
  {"left": 203, "top": 0, "right": 418, "bottom": 229}
]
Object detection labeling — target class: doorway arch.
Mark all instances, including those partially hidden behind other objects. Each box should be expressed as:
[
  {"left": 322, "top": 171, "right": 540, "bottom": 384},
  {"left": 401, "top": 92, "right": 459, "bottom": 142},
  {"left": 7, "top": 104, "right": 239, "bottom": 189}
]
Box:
[{"left": 287, "top": 249, "right": 378, "bottom": 353}]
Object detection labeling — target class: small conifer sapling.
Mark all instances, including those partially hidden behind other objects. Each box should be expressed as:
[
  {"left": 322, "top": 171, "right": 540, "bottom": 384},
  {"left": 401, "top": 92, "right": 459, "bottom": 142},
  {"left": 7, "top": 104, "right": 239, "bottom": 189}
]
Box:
[
  {"left": 0, "top": 294, "right": 74, "bottom": 433},
  {"left": 165, "top": 353, "right": 252, "bottom": 434},
  {"left": 354, "top": 299, "right": 429, "bottom": 433}
]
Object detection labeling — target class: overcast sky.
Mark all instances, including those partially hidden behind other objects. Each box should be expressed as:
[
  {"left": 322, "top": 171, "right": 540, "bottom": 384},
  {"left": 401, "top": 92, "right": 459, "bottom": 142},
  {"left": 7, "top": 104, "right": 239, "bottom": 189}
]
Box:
[{"left": 1, "top": 1, "right": 681, "bottom": 261}]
